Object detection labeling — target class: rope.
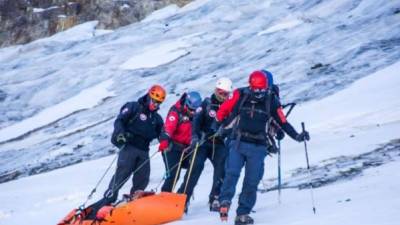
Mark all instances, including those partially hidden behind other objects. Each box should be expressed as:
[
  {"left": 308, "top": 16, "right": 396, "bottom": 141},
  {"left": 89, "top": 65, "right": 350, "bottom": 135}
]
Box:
[
  {"left": 172, "top": 150, "right": 185, "bottom": 191},
  {"left": 80, "top": 147, "right": 121, "bottom": 208},
  {"left": 183, "top": 143, "right": 200, "bottom": 194}
]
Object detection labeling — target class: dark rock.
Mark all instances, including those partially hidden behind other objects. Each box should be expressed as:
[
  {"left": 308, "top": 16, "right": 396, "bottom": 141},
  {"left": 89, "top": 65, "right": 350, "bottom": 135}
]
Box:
[
  {"left": 311, "top": 63, "right": 324, "bottom": 70},
  {"left": 0, "top": 0, "right": 194, "bottom": 47},
  {"left": 394, "top": 8, "right": 400, "bottom": 15},
  {"left": 0, "top": 170, "right": 21, "bottom": 183}
]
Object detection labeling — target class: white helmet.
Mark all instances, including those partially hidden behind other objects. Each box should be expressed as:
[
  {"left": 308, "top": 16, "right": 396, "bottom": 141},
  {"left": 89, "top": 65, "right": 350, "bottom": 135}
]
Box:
[{"left": 216, "top": 77, "right": 233, "bottom": 92}]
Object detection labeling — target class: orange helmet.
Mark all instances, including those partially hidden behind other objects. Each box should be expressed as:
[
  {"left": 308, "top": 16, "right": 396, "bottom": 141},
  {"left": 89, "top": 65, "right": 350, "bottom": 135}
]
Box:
[{"left": 148, "top": 85, "right": 166, "bottom": 103}]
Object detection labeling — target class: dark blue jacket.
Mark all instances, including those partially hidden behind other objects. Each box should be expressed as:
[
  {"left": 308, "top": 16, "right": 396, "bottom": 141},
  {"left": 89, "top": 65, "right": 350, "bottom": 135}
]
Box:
[{"left": 113, "top": 95, "right": 163, "bottom": 151}]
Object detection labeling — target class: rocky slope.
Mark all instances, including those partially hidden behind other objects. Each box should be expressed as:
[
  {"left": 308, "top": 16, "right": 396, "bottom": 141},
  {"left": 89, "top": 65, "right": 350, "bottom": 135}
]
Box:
[{"left": 0, "top": 0, "right": 191, "bottom": 47}]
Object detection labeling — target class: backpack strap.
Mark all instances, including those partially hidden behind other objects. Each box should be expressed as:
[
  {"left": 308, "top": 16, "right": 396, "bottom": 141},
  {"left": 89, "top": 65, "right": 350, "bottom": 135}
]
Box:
[
  {"left": 127, "top": 102, "right": 143, "bottom": 125},
  {"left": 169, "top": 105, "right": 185, "bottom": 124}
]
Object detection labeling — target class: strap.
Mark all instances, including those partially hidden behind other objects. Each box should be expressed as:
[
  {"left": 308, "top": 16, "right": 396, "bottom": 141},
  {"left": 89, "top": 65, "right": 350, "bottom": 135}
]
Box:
[
  {"left": 127, "top": 102, "right": 143, "bottom": 125},
  {"left": 169, "top": 105, "right": 185, "bottom": 124}
]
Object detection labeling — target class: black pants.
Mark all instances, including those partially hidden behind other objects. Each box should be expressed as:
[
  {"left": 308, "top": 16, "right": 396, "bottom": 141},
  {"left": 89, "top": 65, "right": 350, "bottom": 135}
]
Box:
[
  {"left": 161, "top": 142, "right": 191, "bottom": 193},
  {"left": 178, "top": 141, "right": 227, "bottom": 204},
  {"left": 87, "top": 145, "right": 150, "bottom": 218}
]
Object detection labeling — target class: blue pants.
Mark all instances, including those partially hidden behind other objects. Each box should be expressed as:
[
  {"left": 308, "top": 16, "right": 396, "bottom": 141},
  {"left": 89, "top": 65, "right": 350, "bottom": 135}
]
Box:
[{"left": 219, "top": 140, "right": 267, "bottom": 216}]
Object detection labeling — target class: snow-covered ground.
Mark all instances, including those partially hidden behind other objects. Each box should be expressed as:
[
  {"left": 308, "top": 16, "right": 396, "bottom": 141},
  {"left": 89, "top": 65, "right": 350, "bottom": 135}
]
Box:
[
  {"left": 0, "top": 0, "right": 400, "bottom": 224},
  {"left": 0, "top": 0, "right": 399, "bottom": 183},
  {"left": 1, "top": 58, "right": 399, "bottom": 225}
]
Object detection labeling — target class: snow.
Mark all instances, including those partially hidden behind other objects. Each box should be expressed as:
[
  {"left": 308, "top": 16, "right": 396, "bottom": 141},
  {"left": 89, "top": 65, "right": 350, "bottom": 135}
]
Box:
[
  {"left": 119, "top": 38, "right": 190, "bottom": 70},
  {"left": 0, "top": 79, "right": 114, "bottom": 144},
  {"left": 258, "top": 19, "right": 303, "bottom": 36},
  {"left": 33, "top": 8, "right": 45, "bottom": 13},
  {"left": 1, "top": 60, "right": 400, "bottom": 225},
  {"left": 34, "top": 21, "right": 113, "bottom": 43},
  {"left": 0, "top": 0, "right": 400, "bottom": 224},
  {"left": 142, "top": 5, "right": 180, "bottom": 22}
]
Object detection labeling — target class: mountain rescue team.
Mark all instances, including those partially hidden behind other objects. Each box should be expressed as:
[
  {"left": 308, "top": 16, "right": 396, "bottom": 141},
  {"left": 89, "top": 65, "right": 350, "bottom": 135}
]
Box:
[{"left": 90, "top": 71, "right": 310, "bottom": 225}]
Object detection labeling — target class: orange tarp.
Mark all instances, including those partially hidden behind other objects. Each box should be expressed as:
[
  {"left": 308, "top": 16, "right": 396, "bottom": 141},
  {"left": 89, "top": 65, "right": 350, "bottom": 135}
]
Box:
[{"left": 58, "top": 192, "right": 187, "bottom": 225}]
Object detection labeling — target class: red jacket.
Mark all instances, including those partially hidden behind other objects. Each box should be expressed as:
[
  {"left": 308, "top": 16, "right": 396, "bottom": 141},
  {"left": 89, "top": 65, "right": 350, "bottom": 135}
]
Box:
[
  {"left": 163, "top": 98, "right": 193, "bottom": 146},
  {"left": 216, "top": 89, "right": 288, "bottom": 125}
]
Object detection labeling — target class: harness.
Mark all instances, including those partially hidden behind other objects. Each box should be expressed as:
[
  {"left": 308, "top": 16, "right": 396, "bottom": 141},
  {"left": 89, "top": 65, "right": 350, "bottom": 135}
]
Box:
[{"left": 231, "top": 88, "right": 273, "bottom": 145}]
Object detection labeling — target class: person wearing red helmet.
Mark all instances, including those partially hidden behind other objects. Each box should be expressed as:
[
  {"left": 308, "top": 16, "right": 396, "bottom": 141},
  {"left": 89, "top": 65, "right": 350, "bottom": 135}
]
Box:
[
  {"left": 216, "top": 71, "right": 309, "bottom": 225},
  {"left": 86, "top": 85, "right": 166, "bottom": 219}
]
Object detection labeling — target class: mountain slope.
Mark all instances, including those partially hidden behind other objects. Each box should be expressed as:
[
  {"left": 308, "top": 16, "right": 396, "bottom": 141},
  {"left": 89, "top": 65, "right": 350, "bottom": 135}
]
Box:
[
  {"left": 0, "top": 60, "right": 399, "bottom": 225},
  {"left": 0, "top": 0, "right": 399, "bottom": 184}
]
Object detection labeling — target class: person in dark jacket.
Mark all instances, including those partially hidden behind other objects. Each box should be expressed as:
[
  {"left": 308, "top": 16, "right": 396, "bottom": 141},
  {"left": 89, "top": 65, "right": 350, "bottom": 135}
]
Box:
[
  {"left": 178, "top": 77, "right": 234, "bottom": 212},
  {"left": 87, "top": 85, "right": 166, "bottom": 219},
  {"left": 216, "top": 71, "right": 310, "bottom": 225},
  {"left": 158, "top": 91, "right": 202, "bottom": 212}
]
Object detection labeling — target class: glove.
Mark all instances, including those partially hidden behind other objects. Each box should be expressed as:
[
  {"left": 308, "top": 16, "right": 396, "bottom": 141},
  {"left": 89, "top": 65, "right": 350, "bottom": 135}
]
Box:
[
  {"left": 276, "top": 129, "right": 285, "bottom": 141},
  {"left": 190, "top": 135, "right": 199, "bottom": 150},
  {"left": 268, "top": 145, "right": 278, "bottom": 154},
  {"left": 296, "top": 131, "right": 310, "bottom": 142},
  {"left": 116, "top": 133, "right": 127, "bottom": 145},
  {"left": 158, "top": 139, "right": 170, "bottom": 152}
]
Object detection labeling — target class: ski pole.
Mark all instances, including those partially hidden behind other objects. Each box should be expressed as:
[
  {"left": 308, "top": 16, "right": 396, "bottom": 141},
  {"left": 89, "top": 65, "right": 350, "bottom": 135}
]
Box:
[
  {"left": 301, "top": 122, "right": 316, "bottom": 214},
  {"left": 80, "top": 145, "right": 124, "bottom": 208},
  {"left": 277, "top": 140, "right": 282, "bottom": 204}
]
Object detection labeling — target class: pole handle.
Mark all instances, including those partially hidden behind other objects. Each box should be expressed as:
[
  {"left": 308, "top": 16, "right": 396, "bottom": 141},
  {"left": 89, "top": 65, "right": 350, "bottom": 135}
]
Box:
[{"left": 301, "top": 122, "right": 305, "bottom": 132}]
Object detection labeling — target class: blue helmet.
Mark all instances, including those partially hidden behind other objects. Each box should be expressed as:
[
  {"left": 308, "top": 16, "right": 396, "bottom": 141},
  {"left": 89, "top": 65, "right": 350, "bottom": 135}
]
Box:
[
  {"left": 262, "top": 70, "right": 274, "bottom": 87},
  {"left": 185, "top": 91, "right": 202, "bottom": 110}
]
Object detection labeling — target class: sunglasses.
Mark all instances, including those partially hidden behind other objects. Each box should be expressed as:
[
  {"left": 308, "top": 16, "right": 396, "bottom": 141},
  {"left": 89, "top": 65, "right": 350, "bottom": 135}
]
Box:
[
  {"left": 253, "top": 88, "right": 266, "bottom": 93},
  {"left": 216, "top": 88, "right": 230, "bottom": 97},
  {"left": 150, "top": 98, "right": 163, "bottom": 106}
]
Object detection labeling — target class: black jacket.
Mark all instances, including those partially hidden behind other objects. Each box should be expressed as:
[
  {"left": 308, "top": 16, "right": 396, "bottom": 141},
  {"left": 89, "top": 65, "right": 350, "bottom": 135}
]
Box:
[
  {"left": 192, "top": 94, "right": 223, "bottom": 141},
  {"left": 113, "top": 95, "right": 163, "bottom": 151}
]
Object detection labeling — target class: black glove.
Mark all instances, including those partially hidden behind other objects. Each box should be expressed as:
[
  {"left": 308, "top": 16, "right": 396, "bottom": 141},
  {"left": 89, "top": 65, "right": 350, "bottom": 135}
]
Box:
[
  {"left": 276, "top": 129, "right": 285, "bottom": 141},
  {"left": 190, "top": 135, "right": 199, "bottom": 150},
  {"left": 268, "top": 145, "right": 278, "bottom": 154},
  {"left": 116, "top": 133, "right": 127, "bottom": 145},
  {"left": 296, "top": 131, "right": 310, "bottom": 142}
]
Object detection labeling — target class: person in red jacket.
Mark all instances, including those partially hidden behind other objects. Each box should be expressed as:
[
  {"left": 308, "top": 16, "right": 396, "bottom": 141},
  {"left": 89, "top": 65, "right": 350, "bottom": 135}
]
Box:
[
  {"left": 217, "top": 71, "right": 310, "bottom": 225},
  {"left": 158, "top": 91, "right": 202, "bottom": 208}
]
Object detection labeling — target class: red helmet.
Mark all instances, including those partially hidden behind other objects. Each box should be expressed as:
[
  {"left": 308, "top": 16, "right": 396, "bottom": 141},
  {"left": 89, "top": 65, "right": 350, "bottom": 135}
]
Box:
[{"left": 248, "top": 71, "right": 267, "bottom": 90}]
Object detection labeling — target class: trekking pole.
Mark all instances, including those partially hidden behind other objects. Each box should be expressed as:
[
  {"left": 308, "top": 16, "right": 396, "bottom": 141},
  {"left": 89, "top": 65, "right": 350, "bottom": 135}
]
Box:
[
  {"left": 283, "top": 103, "right": 296, "bottom": 118},
  {"left": 163, "top": 150, "right": 171, "bottom": 179},
  {"left": 277, "top": 140, "right": 282, "bottom": 204},
  {"left": 153, "top": 138, "right": 210, "bottom": 192},
  {"left": 79, "top": 145, "right": 124, "bottom": 210},
  {"left": 183, "top": 143, "right": 200, "bottom": 194},
  {"left": 172, "top": 151, "right": 186, "bottom": 191},
  {"left": 301, "top": 122, "right": 316, "bottom": 214}
]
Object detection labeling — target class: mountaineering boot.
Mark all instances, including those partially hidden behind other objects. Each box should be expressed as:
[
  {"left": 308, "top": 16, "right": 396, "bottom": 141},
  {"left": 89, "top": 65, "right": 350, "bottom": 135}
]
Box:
[
  {"left": 219, "top": 200, "right": 230, "bottom": 221},
  {"left": 210, "top": 199, "right": 220, "bottom": 212},
  {"left": 234, "top": 214, "right": 254, "bottom": 225}
]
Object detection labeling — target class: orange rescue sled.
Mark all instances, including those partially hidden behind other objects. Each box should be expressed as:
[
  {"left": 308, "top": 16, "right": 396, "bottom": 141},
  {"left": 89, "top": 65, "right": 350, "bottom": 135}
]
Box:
[{"left": 58, "top": 192, "right": 186, "bottom": 225}]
